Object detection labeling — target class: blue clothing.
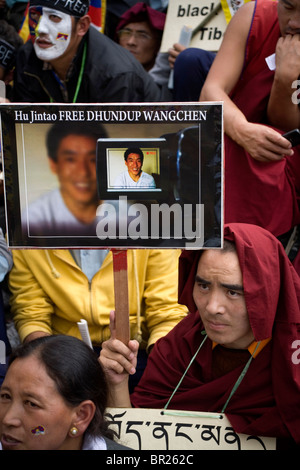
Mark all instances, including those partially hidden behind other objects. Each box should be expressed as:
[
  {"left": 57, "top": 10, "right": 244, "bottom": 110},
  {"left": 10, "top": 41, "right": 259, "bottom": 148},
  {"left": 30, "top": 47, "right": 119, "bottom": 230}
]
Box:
[
  {"left": 71, "top": 250, "right": 109, "bottom": 282},
  {"left": 173, "top": 48, "right": 216, "bottom": 101},
  {"left": 0, "top": 290, "right": 10, "bottom": 386},
  {"left": 0, "top": 229, "right": 14, "bottom": 384}
]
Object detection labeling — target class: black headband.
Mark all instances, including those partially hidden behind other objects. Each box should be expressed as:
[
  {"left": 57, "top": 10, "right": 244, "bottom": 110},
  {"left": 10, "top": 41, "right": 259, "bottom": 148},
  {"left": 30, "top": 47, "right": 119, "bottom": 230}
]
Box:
[
  {"left": 29, "top": 0, "right": 90, "bottom": 17},
  {"left": 0, "top": 39, "right": 16, "bottom": 70}
]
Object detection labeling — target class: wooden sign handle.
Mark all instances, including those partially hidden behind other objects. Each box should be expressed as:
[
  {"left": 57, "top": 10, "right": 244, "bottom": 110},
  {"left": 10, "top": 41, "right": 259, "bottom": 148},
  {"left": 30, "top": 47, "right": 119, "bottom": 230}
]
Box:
[{"left": 112, "top": 249, "right": 130, "bottom": 344}]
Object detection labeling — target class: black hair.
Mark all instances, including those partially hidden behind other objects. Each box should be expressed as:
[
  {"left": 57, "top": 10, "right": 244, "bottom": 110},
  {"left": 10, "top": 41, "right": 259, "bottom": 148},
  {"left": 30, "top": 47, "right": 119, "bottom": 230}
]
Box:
[
  {"left": 46, "top": 121, "right": 107, "bottom": 162},
  {"left": 8, "top": 335, "right": 114, "bottom": 440},
  {"left": 196, "top": 240, "right": 237, "bottom": 267},
  {"left": 124, "top": 147, "right": 144, "bottom": 163}
]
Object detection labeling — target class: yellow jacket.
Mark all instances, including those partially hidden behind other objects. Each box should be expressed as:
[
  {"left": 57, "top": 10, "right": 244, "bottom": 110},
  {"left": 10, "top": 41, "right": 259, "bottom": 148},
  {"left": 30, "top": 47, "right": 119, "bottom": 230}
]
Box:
[{"left": 9, "top": 249, "right": 188, "bottom": 349}]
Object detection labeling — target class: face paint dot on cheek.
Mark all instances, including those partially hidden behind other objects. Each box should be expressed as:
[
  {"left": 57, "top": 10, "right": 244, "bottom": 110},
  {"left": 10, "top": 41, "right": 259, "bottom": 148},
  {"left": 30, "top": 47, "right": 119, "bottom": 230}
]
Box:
[{"left": 31, "top": 425, "right": 46, "bottom": 436}]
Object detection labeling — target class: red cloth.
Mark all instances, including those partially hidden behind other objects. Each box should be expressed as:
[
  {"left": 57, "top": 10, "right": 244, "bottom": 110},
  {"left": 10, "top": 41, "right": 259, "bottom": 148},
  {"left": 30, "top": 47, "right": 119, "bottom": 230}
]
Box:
[
  {"left": 293, "top": 250, "right": 300, "bottom": 275},
  {"left": 131, "top": 223, "right": 300, "bottom": 444},
  {"left": 224, "top": 0, "right": 300, "bottom": 237},
  {"left": 115, "top": 2, "right": 165, "bottom": 33}
]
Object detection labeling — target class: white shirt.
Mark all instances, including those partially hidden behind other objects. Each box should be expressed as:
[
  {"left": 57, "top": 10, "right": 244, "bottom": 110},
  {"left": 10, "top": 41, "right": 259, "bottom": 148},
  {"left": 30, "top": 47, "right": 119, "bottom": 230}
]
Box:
[
  {"left": 113, "top": 170, "right": 156, "bottom": 188},
  {"left": 22, "top": 188, "right": 98, "bottom": 236}
]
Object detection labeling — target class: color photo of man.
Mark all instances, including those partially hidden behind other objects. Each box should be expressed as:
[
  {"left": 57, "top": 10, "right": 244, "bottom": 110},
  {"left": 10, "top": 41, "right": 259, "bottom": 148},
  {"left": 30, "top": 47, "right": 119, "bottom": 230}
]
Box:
[{"left": 113, "top": 147, "right": 156, "bottom": 188}]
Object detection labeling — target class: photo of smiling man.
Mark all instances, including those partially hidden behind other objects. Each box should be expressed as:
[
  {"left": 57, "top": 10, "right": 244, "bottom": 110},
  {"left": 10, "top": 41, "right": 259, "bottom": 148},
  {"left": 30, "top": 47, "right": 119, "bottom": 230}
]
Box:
[
  {"left": 113, "top": 147, "right": 156, "bottom": 189},
  {"left": 22, "top": 121, "right": 107, "bottom": 236}
]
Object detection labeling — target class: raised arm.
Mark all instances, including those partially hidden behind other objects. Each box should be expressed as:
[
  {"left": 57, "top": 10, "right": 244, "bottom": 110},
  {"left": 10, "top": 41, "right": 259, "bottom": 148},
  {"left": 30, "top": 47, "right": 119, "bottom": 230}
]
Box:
[
  {"left": 267, "top": 33, "right": 300, "bottom": 130},
  {"left": 99, "top": 311, "right": 139, "bottom": 408},
  {"left": 200, "top": 2, "right": 293, "bottom": 162}
]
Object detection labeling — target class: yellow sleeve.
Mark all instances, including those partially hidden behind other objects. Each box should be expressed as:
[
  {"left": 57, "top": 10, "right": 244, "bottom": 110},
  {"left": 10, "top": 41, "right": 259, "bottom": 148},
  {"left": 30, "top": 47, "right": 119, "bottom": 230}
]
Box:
[
  {"left": 140, "top": 249, "right": 188, "bottom": 349},
  {"left": 9, "top": 250, "right": 54, "bottom": 342}
]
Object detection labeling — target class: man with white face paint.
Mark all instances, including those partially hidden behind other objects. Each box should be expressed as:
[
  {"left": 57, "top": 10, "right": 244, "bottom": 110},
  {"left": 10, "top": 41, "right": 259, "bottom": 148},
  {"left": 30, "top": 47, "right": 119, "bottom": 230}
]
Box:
[
  {"left": 32, "top": 7, "right": 73, "bottom": 62},
  {"left": 12, "top": 0, "right": 161, "bottom": 103}
]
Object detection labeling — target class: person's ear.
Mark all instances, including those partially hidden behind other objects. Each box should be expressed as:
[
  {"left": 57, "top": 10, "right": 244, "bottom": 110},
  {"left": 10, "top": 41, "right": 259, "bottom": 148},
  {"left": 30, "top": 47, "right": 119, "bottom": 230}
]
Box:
[
  {"left": 69, "top": 400, "right": 96, "bottom": 437},
  {"left": 76, "top": 15, "right": 91, "bottom": 37}
]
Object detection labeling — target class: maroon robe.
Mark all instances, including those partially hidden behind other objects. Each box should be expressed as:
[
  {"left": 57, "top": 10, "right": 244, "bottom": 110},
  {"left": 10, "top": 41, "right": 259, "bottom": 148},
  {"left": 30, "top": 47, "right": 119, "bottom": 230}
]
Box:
[
  {"left": 131, "top": 223, "right": 300, "bottom": 445},
  {"left": 224, "top": 0, "right": 300, "bottom": 237}
]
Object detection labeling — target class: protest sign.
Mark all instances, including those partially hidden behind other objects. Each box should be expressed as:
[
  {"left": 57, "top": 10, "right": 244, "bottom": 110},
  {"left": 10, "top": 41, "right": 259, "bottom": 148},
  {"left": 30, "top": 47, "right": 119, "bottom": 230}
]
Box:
[
  {"left": 0, "top": 102, "right": 222, "bottom": 249},
  {"left": 160, "top": 1, "right": 227, "bottom": 52},
  {"left": 105, "top": 408, "right": 276, "bottom": 450},
  {"left": 160, "top": 0, "right": 252, "bottom": 52}
]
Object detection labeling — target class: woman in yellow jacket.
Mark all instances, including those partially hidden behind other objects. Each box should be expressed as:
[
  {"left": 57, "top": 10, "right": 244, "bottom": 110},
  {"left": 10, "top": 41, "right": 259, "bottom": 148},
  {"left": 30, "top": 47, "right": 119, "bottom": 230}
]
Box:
[{"left": 8, "top": 248, "right": 187, "bottom": 389}]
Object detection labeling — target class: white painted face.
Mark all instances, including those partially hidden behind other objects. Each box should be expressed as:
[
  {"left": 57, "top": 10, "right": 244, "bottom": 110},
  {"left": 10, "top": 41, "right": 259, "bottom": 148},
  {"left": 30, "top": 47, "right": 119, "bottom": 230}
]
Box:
[{"left": 33, "top": 7, "right": 72, "bottom": 61}]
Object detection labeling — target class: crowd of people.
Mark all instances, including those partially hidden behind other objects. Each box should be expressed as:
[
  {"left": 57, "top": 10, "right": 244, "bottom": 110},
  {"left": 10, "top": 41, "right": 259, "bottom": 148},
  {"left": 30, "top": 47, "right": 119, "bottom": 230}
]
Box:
[{"left": 0, "top": 0, "right": 299, "bottom": 451}]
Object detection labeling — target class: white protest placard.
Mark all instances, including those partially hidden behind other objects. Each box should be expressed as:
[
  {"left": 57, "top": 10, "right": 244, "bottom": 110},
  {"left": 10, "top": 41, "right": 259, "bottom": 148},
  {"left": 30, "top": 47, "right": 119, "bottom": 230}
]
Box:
[
  {"left": 1, "top": 102, "right": 223, "bottom": 249},
  {"left": 105, "top": 408, "right": 276, "bottom": 450},
  {"left": 160, "top": 1, "right": 227, "bottom": 52}
]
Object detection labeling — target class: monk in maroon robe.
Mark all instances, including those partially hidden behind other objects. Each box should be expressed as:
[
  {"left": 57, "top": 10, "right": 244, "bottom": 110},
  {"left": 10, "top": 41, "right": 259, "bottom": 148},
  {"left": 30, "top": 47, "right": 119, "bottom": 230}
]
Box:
[
  {"left": 201, "top": 0, "right": 300, "bottom": 239},
  {"left": 100, "top": 223, "right": 300, "bottom": 448}
]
